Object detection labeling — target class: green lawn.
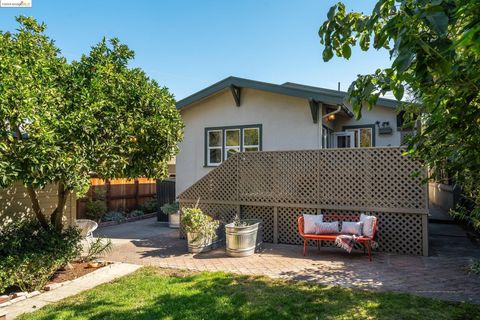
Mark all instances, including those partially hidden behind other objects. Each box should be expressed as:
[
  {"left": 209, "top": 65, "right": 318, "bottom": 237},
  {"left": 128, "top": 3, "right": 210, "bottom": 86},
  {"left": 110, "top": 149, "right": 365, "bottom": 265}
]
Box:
[{"left": 18, "top": 267, "right": 480, "bottom": 320}]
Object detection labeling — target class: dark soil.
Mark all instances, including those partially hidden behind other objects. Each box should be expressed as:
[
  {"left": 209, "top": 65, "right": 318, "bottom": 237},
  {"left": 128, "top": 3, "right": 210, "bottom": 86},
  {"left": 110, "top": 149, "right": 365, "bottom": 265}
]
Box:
[{"left": 48, "top": 262, "right": 103, "bottom": 284}]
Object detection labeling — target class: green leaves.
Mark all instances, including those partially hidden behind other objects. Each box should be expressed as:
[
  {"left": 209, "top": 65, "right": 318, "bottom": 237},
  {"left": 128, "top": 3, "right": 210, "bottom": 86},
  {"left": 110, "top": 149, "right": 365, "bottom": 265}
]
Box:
[
  {"left": 323, "top": 46, "right": 334, "bottom": 61},
  {"left": 319, "top": 0, "right": 480, "bottom": 228},
  {"left": 424, "top": 6, "right": 449, "bottom": 36},
  {"left": 394, "top": 51, "right": 415, "bottom": 72},
  {"left": 342, "top": 43, "right": 352, "bottom": 59},
  {"left": 0, "top": 17, "right": 184, "bottom": 228},
  {"left": 392, "top": 83, "right": 404, "bottom": 101}
]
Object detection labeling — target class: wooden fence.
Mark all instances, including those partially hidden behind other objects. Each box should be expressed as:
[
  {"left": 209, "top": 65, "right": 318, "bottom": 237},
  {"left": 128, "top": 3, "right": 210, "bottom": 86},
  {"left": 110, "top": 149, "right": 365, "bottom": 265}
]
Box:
[
  {"left": 77, "top": 178, "right": 157, "bottom": 218},
  {"left": 179, "top": 147, "right": 429, "bottom": 256}
]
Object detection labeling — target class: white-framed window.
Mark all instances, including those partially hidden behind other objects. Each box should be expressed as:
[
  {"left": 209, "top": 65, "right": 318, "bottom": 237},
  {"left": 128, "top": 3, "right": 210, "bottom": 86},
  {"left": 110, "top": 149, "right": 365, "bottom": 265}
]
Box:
[
  {"left": 344, "top": 125, "right": 375, "bottom": 148},
  {"left": 207, "top": 130, "right": 223, "bottom": 166},
  {"left": 243, "top": 127, "right": 260, "bottom": 152},
  {"left": 205, "top": 125, "right": 262, "bottom": 166},
  {"left": 225, "top": 129, "right": 240, "bottom": 160}
]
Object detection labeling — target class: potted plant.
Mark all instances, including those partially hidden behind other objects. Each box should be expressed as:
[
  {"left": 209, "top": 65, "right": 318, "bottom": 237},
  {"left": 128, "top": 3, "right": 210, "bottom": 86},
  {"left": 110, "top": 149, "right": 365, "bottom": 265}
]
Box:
[
  {"left": 225, "top": 215, "right": 262, "bottom": 257},
  {"left": 160, "top": 202, "right": 180, "bottom": 228},
  {"left": 181, "top": 207, "right": 219, "bottom": 253}
]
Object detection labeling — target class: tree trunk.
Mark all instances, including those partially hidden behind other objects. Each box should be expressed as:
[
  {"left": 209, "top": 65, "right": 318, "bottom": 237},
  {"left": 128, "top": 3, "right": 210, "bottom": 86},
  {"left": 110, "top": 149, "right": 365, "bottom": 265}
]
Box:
[
  {"left": 26, "top": 185, "right": 50, "bottom": 230},
  {"left": 51, "top": 182, "right": 70, "bottom": 232}
]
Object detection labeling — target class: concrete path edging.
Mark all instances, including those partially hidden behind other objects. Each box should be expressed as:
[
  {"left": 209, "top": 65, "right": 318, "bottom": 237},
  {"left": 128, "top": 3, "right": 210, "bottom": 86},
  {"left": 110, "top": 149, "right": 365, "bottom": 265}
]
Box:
[{"left": 3, "top": 262, "right": 141, "bottom": 320}]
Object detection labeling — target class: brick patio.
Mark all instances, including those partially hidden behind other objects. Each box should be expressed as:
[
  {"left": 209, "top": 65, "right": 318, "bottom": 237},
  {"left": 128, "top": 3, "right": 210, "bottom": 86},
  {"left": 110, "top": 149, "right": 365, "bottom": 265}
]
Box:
[{"left": 95, "top": 217, "right": 480, "bottom": 304}]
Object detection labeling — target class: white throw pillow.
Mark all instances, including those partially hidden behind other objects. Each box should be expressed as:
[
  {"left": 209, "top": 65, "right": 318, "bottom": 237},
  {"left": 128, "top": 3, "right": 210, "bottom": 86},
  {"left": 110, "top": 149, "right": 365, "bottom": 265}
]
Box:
[
  {"left": 360, "top": 214, "right": 376, "bottom": 237},
  {"left": 315, "top": 221, "right": 339, "bottom": 234},
  {"left": 340, "top": 221, "right": 363, "bottom": 235},
  {"left": 303, "top": 214, "right": 323, "bottom": 234}
]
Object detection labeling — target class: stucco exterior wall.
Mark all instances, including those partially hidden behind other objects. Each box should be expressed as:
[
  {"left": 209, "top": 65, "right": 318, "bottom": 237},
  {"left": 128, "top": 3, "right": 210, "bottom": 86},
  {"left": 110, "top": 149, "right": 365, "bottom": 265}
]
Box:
[
  {"left": 176, "top": 88, "right": 400, "bottom": 196},
  {"left": 0, "top": 182, "right": 76, "bottom": 228}
]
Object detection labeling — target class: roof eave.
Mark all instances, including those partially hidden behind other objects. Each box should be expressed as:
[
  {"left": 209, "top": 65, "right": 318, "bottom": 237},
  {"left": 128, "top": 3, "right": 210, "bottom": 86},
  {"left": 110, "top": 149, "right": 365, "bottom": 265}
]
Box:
[{"left": 176, "top": 77, "right": 400, "bottom": 110}]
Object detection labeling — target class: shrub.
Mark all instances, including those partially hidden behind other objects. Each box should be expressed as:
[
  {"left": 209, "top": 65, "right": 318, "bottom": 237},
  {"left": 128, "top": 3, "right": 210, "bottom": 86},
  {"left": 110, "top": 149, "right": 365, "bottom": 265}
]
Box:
[
  {"left": 181, "top": 207, "right": 219, "bottom": 239},
  {"left": 84, "top": 199, "right": 107, "bottom": 221},
  {"left": 81, "top": 238, "right": 113, "bottom": 262},
  {"left": 0, "top": 220, "right": 82, "bottom": 293},
  {"left": 451, "top": 205, "right": 480, "bottom": 232},
  {"left": 161, "top": 202, "right": 179, "bottom": 215},
  {"left": 101, "top": 211, "right": 125, "bottom": 222},
  {"left": 129, "top": 210, "right": 144, "bottom": 218},
  {"left": 141, "top": 199, "right": 158, "bottom": 213}
]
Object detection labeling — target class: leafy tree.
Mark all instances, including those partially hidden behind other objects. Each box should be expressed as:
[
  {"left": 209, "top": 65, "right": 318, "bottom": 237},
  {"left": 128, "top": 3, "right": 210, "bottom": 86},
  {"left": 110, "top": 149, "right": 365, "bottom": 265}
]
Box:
[
  {"left": 0, "top": 16, "right": 183, "bottom": 232},
  {"left": 319, "top": 1, "right": 480, "bottom": 228}
]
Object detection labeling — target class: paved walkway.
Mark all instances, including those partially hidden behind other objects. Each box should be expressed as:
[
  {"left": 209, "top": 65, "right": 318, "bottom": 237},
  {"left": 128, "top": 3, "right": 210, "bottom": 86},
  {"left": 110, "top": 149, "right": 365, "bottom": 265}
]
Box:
[
  {"left": 95, "top": 217, "right": 480, "bottom": 304},
  {"left": 4, "top": 263, "right": 141, "bottom": 319}
]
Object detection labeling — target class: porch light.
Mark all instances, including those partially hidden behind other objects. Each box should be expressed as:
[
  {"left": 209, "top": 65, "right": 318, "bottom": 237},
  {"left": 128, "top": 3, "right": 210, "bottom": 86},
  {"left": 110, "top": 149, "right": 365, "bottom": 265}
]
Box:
[{"left": 328, "top": 114, "right": 336, "bottom": 121}]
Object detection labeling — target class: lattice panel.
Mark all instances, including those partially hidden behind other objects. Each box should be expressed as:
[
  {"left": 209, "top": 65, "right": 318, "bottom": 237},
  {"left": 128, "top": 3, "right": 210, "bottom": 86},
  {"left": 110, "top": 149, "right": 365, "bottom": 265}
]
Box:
[
  {"left": 179, "top": 154, "right": 239, "bottom": 202},
  {"left": 278, "top": 207, "right": 318, "bottom": 245},
  {"left": 241, "top": 205, "right": 274, "bottom": 243},
  {"left": 274, "top": 151, "right": 319, "bottom": 204},
  {"left": 368, "top": 148, "right": 426, "bottom": 210},
  {"left": 180, "top": 147, "right": 426, "bottom": 212},
  {"left": 238, "top": 152, "right": 276, "bottom": 203},
  {"left": 318, "top": 149, "right": 372, "bottom": 208}
]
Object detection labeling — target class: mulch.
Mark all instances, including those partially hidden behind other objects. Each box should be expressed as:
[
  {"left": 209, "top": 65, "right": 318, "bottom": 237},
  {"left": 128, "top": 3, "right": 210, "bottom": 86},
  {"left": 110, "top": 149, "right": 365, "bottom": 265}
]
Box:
[{"left": 48, "top": 262, "right": 103, "bottom": 284}]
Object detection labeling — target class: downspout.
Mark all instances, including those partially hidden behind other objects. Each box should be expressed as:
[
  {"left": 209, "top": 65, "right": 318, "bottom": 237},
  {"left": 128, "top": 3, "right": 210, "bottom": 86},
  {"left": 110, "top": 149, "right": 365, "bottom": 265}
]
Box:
[
  {"left": 318, "top": 103, "right": 323, "bottom": 149},
  {"left": 322, "top": 105, "right": 342, "bottom": 120}
]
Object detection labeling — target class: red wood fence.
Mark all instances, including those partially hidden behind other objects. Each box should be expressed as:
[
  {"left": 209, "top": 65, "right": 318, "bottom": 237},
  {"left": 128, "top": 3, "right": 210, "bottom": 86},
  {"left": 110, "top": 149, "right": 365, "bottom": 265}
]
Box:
[{"left": 76, "top": 178, "right": 157, "bottom": 218}]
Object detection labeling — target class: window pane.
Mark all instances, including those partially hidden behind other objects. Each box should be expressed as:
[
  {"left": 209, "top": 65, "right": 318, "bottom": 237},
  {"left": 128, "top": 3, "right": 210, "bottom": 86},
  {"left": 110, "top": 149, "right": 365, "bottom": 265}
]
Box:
[
  {"left": 208, "top": 131, "right": 221, "bottom": 147},
  {"left": 225, "top": 130, "right": 240, "bottom": 146},
  {"left": 337, "top": 136, "right": 351, "bottom": 148},
  {"left": 244, "top": 128, "right": 259, "bottom": 146},
  {"left": 245, "top": 147, "right": 259, "bottom": 152},
  {"left": 359, "top": 128, "right": 372, "bottom": 147},
  {"left": 209, "top": 149, "right": 222, "bottom": 164},
  {"left": 226, "top": 147, "right": 240, "bottom": 159}
]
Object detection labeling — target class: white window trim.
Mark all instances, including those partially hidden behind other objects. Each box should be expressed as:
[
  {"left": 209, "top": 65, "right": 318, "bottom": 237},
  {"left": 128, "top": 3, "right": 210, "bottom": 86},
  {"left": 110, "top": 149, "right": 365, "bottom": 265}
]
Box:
[
  {"left": 207, "top": 129, "right": 223, "bottom": 166},
  {"left": 224, "top": 128, "right": 241, "bottom": 160},
  {"left": 205, "top": 125, "right": 262, "bottom": 167},
  {"left": 333, "top": 131, "right": 355, "bottom": 148},
  {"left": 242, "top": 127, "right": 260, "bottom": 151},
  {"left": 346, "top": 127, "right": 373, "bottom": 148}
]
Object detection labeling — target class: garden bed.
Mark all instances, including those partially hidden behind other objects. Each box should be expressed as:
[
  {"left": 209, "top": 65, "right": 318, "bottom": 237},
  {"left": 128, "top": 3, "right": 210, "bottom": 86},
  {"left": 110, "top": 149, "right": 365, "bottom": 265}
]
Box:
[
  {"left": 0, "top": 262, "right": 110, "bottom": 309},
  {"left": 99, "top": 212, "right": 157, "bottom": 227},
  {"left": 48, "top": 261, "right": 106, "bottom": 284}
]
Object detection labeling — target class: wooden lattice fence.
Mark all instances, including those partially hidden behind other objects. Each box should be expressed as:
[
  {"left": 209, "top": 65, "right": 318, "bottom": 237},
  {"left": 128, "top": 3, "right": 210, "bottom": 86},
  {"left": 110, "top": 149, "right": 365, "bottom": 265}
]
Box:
[{"left": 179, "top": 147, "right": 429, "bottom": 256}]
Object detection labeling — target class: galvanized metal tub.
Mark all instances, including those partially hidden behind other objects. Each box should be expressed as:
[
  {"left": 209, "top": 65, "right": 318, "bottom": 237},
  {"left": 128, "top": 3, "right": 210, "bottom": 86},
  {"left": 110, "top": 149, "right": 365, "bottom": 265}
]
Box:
[
  {"left": 169, "top": 211, "right": 180, "bottom": 229},
  {"left": 225, "top": 219, "right": 263, "bottom": 257},
  {"left": 187, "top": 232, "right": 213, "bottom": 253}
]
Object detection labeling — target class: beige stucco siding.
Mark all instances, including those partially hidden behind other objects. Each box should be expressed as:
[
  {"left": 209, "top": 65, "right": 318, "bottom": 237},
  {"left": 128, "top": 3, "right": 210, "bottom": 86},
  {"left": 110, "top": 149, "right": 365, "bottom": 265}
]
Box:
[
  {"left": 177, "top": 88, "right": 323, "bottom": 195},
  {"left": 176, "top": 88, "right": 400, "bottom": 196},
  {"left": 0, "top": 182, "right": 76, "bottom": 227}
]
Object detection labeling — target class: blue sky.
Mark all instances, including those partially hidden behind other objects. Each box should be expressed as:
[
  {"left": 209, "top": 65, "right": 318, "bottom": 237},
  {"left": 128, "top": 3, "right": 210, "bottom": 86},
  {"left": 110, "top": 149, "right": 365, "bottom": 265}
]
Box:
[{"left": 0, "top": 0, "right": 391, "bottom": 100}]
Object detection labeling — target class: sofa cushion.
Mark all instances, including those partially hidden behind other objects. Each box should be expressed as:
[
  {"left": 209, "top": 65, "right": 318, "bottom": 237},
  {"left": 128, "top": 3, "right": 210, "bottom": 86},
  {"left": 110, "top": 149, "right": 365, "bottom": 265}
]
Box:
[
  {"left": 341, "top": 221, "right": 363, "bottom": 235},
  {"left": 315, "top": 221, "right": 339, "bottom": 234},
  {"left": 360, "top": 214, "right": 376, "bottom": 237},
  {"left": 303, "top": 214, "right": 323, "bottom": 234}
]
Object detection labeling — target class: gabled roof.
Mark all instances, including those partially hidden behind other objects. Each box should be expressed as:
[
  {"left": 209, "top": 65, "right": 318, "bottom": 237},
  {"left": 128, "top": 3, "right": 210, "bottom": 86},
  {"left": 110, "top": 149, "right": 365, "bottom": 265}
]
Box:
[{"left": 176, "top": 76, "right": 399, "bottom": 110}]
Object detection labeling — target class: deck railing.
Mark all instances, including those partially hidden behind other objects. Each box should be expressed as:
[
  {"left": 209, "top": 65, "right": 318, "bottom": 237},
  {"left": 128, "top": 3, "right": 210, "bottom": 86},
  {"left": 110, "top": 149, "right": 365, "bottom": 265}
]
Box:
[{"left": 179, "top": 147, "right": 429, "bottom": 256}]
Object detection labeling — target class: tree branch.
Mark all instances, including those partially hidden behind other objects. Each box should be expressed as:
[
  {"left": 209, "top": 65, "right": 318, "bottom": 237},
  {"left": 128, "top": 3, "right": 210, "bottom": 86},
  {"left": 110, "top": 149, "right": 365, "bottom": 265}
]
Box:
[
  {"left": 26, "top": 185, "right": 50, "bottom": 230},
  {"left": 51, "top": 181, "right": 70, "bottom": 232}
]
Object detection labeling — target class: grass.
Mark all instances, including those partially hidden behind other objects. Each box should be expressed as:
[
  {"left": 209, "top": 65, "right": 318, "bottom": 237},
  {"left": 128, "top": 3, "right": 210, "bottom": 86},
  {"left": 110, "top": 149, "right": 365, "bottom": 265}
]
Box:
[{"left": 18, "top": 267, "right": 480, "bottom": 320}]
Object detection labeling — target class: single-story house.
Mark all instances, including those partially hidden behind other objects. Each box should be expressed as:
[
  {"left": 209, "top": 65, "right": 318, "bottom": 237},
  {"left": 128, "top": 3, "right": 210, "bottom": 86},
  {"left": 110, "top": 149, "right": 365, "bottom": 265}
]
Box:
[{"left": 175, "top": 76, "right": 406, "bottom": 196}]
